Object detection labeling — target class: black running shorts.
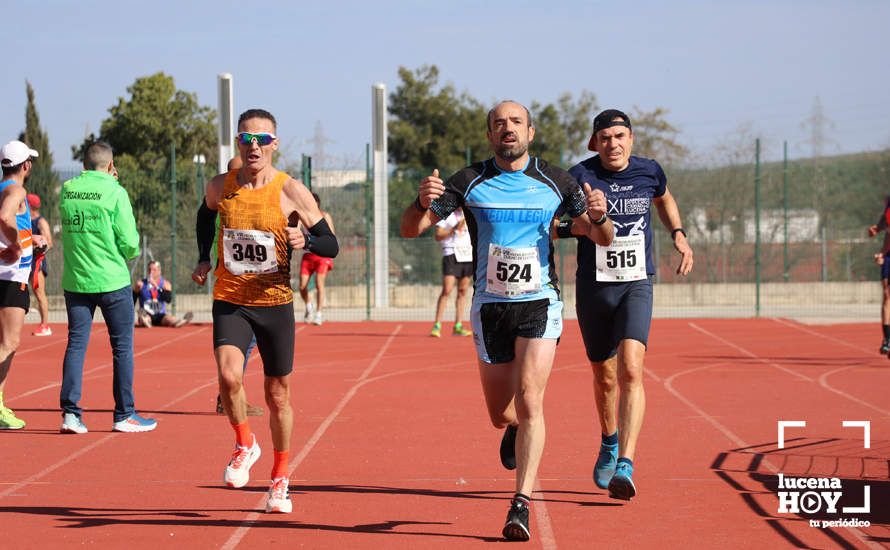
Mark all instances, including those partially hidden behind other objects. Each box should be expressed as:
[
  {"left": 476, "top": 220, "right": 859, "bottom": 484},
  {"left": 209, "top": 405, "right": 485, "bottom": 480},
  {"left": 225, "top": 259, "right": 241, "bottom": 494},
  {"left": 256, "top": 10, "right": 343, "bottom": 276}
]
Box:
[
  {"left": 442, "top": 253, "right": 473, "bottom": 279},
  {"left": 575, "top": 277, "right": 653, "bottom": 362},
  {"left": 212, "top": 300, "right": 295, "bottom": 377},
  {"left": 0, "top": 280, "right": 30, "bottom": 311}
]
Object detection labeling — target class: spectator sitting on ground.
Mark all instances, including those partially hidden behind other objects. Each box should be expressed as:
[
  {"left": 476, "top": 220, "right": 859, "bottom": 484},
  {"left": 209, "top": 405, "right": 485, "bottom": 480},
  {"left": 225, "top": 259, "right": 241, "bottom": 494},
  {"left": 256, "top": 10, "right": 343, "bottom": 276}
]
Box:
[{"left": 134, "top": 260, "right": 193, "bottom": 328}]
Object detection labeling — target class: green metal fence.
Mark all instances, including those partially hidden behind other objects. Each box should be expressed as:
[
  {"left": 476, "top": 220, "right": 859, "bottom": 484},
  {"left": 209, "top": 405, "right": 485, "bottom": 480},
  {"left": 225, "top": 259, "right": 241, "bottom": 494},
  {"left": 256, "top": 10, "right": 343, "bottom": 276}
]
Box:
[{"left": 36, "top": 143, "right": 890, "bottom": 322}]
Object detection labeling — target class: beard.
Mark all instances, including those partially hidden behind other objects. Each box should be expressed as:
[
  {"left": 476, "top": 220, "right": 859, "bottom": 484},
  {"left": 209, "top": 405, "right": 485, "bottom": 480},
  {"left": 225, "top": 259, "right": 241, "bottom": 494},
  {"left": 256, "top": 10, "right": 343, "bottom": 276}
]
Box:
[{"left": 495, "top": 141, "right": 528, "bottom": 161}]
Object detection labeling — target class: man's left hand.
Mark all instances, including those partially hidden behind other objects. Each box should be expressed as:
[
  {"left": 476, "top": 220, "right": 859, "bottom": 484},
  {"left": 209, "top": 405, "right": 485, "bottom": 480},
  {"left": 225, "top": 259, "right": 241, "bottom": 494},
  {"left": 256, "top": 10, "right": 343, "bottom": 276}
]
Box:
[
  {"left": 286, "top": 226, "right": 306, "bottom": 250},
  {"left": 673, "top": 234, "right": 694, "bottom": 276}
]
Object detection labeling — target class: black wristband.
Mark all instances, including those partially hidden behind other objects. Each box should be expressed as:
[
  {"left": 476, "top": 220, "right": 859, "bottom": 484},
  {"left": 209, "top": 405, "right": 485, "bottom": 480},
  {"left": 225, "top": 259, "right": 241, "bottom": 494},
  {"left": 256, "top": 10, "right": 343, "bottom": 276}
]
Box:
[
  {"left": 593, "top": 213, "right": 608, "bottom": 226},
  {"left": 671, "top": 227, "right": 687, "bottom": 240},
  {"left": 555, "top": 220, "right": 574, "bottom": 239},
  {"left": 412, "top": 196, "right": 429, "bottom": 212}
]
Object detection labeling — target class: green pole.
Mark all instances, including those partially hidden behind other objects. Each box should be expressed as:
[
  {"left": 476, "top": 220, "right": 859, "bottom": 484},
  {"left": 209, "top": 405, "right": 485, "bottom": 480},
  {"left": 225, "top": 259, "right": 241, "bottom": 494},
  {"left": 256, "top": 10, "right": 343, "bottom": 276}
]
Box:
[
  {"left": 754, "top": 138, "right": 761, "bottom": 318},
  {"left": 306, "top": 155, "right": 312, "bottom": 191},
  {"left": 365, "top": 143, "right": 372, "bottom": 321},
  {"left": 466, "top": 145, "right": 471, "bottom": 166},
  {"left": 170, "top": 143, "right": 177, "bottom": 315},
  {"left": 783, "top": 141, "right": 789, "bottom": 282}
]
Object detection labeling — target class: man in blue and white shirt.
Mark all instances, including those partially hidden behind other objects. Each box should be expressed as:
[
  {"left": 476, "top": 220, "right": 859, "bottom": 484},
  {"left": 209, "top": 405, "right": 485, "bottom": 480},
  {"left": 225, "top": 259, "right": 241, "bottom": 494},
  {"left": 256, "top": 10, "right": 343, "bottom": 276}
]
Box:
[{"left": 401, "top": 100, "right": 613, "bottom": 541}]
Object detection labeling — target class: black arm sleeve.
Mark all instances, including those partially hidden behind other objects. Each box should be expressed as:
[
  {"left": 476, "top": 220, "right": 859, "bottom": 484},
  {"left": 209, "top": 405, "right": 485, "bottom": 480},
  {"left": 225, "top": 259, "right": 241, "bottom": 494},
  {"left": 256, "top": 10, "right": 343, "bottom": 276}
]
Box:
[
  {"left": 196, "top": 198, "right": 217, "bottom": 263},
  {"left": 159, "top": 289, "right": 173, "bottom": 303},
  {"left": 304, "top": 218, "right": 339, "bottom": 258}
]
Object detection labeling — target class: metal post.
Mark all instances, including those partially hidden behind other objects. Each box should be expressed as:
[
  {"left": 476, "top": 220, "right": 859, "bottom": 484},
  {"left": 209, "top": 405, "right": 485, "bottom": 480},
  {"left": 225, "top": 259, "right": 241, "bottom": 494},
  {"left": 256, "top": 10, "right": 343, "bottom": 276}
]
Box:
[
  {"left": 821, "top": 226, "right": 828, "bottom": 282},
  {"left": 783, "top": 141, "right": 789, "bottom": 282},
  {"left": 754, "top": 138, "right": 761, "bottom": 318},
  {"left": 466, "top": 145, "right": 471, "bottom": 166},
  {"left": 371, "top": 83, "right": 389, "bottom": 308},
  {"left": 365, "top": 143, "right": 372, "bottom": 320},
  {"left": 217, "top": 74, "right": 234, "bottom": 175},
  {"left": 170, "top": 143, "right": 177, "bottom": 315}
]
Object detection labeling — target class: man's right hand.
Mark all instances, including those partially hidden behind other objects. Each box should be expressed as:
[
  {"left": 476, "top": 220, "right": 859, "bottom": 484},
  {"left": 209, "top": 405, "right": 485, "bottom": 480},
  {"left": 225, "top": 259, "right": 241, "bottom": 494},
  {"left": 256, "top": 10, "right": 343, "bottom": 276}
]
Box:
[
  {"left": 418, "top": 169, "right": 445, "bottom": 209},
  {"left": 191, "top": 261, "right": 212, "bottom": 286}
]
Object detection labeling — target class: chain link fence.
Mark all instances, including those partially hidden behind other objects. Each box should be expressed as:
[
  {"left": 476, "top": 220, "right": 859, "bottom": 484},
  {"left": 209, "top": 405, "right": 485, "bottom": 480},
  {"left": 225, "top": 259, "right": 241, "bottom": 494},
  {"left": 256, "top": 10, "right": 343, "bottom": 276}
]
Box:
[{"left": 34, "top": 146, "right": 890, "bottom": 323}]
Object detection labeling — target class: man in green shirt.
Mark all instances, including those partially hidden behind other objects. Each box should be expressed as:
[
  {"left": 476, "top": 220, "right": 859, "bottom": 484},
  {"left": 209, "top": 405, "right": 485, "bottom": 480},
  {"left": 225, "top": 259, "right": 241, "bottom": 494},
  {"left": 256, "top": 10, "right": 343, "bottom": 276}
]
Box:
[{"left": 58, "top": 141, "right": 157, "bottom": 434}]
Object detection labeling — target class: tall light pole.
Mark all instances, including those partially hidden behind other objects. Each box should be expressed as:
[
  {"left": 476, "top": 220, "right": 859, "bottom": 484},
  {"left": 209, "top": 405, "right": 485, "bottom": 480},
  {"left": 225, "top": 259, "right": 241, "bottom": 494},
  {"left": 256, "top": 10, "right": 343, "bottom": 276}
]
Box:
[
  {"left": 218, "top": 74, "right": 234, "bottom": 174},
  {"left": 372, "top": 83, "right": 389, "bottom": 308}
]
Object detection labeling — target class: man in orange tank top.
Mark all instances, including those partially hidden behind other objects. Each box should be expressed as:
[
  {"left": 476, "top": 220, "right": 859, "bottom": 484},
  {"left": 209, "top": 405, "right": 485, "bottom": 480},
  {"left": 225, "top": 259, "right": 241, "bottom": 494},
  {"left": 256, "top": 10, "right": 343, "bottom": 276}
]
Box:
[{"left": 191, "top": 109, "right": 339, "bottom": 514}]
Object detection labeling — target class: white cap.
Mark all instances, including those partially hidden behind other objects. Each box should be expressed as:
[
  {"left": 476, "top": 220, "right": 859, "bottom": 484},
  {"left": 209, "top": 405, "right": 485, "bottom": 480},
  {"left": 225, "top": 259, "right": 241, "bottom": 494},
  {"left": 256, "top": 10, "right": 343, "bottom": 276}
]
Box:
[{"left": 0, "top": 140, "right": 39, "bottom": 167}]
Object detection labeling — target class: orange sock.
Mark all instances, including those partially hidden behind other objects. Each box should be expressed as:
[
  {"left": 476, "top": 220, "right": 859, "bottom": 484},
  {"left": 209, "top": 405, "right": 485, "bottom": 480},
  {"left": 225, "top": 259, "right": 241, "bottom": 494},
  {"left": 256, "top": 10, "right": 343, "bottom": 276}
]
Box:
[
  {"left": 232, "top": 421, "right": 252, "bottom": 448},
  {"left": 272, "top": 450, "right": 289, "bottom": 480}
]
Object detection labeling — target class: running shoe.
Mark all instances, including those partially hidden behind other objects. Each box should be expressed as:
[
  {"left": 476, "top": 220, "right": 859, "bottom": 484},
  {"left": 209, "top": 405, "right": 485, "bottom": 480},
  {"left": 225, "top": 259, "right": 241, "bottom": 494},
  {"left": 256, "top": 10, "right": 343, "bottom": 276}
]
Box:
[
  {"left": 312, "top": 311, "right": 324, "bottom": 326},
  {"left": 0, "top": 406, "right": 25, "bottom": 430},
  {"left": 593, "top": 442, "right": 619, "bottom": 489},
  {"left": 502, "top": 498, "right": 530, "bottom": 541},
  {"left": 112, "top": 413, "right": 158, "bottom": 433},
  {"left": 224, "top": 435, "right": 261, "bottom": 488},
  {"left": 881, "top": 339, "right": 889, "bottom": 355},
  {"left": 265, "top": 477, "right": 292, "bottom": 513},
  {"left": 500, "top": 424, "right": 517, "bottom": 470},
  {"left": 32, "top": 324, "right": 52, "bottom": 337},
  {"left": 60, "top": 412, "right": 87, "bottom": 434},
  {"left": 608, "top": 461, "right": 637, "bottom": 501},
  {"left": 174, "top": 311, "right": 194, "bottom": 328},
  {"left": 303, "top": 302, "right": 315, "bottom": 323},
  {"left": 452, "top": 323, "right": 472, "bottom": 336},
  {"left": 430, "top": 322, "right": 441, "bottom": 338}
]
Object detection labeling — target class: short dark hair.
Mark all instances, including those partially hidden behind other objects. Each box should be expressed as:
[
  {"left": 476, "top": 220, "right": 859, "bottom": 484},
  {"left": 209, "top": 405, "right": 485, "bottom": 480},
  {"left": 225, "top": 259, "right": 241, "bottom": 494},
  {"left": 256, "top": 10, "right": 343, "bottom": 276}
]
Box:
[
  {"left": 84, "top": 141, "right": 114, "bottom": 170},
  {"left": 487, "top": 101, "right": 533, "bottom": 131},
  {"left": 238, "top": 109, "right": 277, "bottom": 130},
  {"left": 1, "top": 161, "right": 26, "bottom": 178}
]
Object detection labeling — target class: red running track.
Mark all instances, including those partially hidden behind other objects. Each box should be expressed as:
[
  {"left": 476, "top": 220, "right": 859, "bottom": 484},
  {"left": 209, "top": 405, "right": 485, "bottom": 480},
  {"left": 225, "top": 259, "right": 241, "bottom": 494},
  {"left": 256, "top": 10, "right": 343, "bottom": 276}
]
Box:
[{"left": 1, "top": 318, "right": 888, "bottom": 549}]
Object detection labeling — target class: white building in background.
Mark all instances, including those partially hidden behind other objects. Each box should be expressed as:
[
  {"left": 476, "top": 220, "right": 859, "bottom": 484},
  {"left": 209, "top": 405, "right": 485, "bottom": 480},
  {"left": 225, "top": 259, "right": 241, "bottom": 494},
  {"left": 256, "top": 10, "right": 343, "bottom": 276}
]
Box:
[
  {"left": 311, "top": 170, "right": 366, "bottom": 188},
  {"left": 689, "top": 207, "right": 820, "bottom": 244}
]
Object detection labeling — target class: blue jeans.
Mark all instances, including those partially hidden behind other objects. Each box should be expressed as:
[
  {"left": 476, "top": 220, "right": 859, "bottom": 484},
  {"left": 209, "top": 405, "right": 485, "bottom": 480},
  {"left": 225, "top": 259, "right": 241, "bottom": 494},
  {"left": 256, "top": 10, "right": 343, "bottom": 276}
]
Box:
[{"left": 60, "top": 286, "right": 136, "bottom": 422}]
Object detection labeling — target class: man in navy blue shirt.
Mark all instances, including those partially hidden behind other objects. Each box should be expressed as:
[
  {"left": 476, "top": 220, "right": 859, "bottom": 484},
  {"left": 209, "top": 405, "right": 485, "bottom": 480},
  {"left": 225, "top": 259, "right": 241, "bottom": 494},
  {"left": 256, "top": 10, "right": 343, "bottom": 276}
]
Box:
[
  {"left": 401, "top": 100, "right": 613, "bottom": 541},
  {"left": 556, "top": 109, "right": 693, "bottom": 501}
]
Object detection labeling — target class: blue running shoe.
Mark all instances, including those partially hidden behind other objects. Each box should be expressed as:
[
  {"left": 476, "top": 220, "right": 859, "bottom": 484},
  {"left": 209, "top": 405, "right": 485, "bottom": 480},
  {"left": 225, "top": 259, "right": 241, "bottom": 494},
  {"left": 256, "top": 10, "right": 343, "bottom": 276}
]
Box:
[
  {"left": 593, "top": 443, "right": 618, "bottom": 489},
  {"left": 608, "top": 461, "right": 636, "bottom": 501},
  {"left": 112, "top": 413, "right": 158, "bottom": 433}
]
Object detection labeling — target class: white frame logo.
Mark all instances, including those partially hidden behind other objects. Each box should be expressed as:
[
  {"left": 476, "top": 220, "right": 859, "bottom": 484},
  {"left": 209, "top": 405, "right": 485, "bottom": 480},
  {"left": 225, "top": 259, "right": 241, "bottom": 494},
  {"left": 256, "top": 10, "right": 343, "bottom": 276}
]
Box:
[{"left": 775, "top": 420, "right": 871, "bottom": 526}]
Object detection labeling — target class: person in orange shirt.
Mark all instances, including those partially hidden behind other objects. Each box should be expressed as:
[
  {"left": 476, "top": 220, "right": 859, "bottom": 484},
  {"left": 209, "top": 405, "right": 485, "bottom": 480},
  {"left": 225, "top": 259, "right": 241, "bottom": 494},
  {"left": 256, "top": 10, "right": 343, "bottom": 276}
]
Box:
[{"left": 192, "top": 109, "right": 338, "bottom": 514}]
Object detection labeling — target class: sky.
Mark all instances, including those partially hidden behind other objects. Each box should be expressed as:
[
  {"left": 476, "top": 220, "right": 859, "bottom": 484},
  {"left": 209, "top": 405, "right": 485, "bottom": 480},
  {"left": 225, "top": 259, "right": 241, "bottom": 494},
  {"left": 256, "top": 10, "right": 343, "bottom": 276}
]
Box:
[{"left": 2, "top": 0, "right": 889, "bottom": 171}]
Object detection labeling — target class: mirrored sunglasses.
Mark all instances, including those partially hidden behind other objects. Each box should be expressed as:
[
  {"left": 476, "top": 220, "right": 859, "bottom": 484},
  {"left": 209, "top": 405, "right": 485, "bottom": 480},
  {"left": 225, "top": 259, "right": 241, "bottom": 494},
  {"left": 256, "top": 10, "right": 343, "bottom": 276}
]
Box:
[{"left": 237, "top": 132, "right": 277, "bottom": 146}]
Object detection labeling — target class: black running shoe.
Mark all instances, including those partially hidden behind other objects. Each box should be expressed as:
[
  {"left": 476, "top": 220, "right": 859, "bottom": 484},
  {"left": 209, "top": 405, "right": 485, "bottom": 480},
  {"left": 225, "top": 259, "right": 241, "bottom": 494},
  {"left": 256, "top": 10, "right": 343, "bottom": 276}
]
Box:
[
  {"left": 502, "top": 499, "right": 530, "bottom": 541},
  {"left": 881, "top": 340, "right": 889, "bottom": 355},
  {"left": 500, "top": 425, "right": 517, "bottom": 470}
]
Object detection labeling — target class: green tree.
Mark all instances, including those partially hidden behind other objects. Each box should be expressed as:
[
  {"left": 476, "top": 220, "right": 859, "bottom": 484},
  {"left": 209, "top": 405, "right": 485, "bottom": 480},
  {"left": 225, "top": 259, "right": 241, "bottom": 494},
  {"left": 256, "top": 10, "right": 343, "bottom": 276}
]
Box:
[
  {"left": 530, "top": 91, "right": 599, "bottom": 166},
  {"left": 388, "top": 65, "right": 488, "bottom": 178},
  {"left": 18, "top": 81, "right": 61, "bottom": 223},
  {"left": 70, "top": 73, "right": 218, "bottom": 287},
  {"left": 629, "top": 106, "right": 688, "bottom": 166}
]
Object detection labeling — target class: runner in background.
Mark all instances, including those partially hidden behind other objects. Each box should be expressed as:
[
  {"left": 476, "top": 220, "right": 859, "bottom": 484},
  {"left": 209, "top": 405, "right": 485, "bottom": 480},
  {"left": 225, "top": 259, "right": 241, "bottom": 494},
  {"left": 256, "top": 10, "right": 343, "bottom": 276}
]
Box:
[
  {"left": 27, "top": 193, "right": 52, "bottom": 336},
  {"left": 430, "top": 207, "right": 473, "bottom": 337},
  {"left": 867, "top": 196, "right": 890, "bottom": 356},
  {"left": 298, "top": 192, "right": 335, "bottom": 326}
]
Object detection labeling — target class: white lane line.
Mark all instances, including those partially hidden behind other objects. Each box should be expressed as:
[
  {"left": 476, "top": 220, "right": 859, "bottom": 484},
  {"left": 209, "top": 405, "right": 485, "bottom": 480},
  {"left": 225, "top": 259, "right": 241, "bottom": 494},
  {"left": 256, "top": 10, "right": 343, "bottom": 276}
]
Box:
[
  {"left": 688, "top": 322, "right": 813, "bottom": 382},
  {"left": 220, "top": 325, "right": 402, "bottom": 550},
  {"left": 7, "top": 327, "right": 209, "bottom": 404}
]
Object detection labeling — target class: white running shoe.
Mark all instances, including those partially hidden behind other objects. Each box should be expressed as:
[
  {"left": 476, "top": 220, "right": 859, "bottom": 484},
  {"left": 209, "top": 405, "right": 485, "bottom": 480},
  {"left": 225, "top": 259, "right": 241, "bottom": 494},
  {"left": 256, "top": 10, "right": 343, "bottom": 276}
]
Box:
[
  {"left": 265, "top": 477, "right": 292, "bottom": 513},
  {"left": 224, "top": 435, "right": 261, "bottom": 488},
  {"left": 60, "top": 413, "right": 88, "bottom": 434},
  {"left": 312, "top": 311, "right": 324, "bottom": 326},
  {"left": 303, "top": 302, "right": 315, "bottom": 323}
]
